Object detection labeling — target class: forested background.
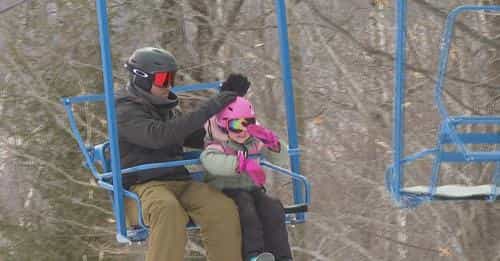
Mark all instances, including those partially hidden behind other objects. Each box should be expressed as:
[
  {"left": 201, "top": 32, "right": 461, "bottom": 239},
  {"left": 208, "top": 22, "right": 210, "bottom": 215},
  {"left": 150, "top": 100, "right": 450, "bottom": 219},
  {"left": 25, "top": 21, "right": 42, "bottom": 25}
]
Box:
[{"left": 1, "top": 0, "right": 500, "bottom": 260}]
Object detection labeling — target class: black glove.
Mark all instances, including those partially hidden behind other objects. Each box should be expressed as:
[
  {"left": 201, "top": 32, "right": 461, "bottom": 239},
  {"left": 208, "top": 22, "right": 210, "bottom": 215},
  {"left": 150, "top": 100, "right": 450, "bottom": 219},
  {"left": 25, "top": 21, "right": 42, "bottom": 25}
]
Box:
[
  {"left": 220, "top": 73, "right": 250, "bottom": 97},
  {"left": 208, "top": 91, "right": 237, "bottom": 116}
]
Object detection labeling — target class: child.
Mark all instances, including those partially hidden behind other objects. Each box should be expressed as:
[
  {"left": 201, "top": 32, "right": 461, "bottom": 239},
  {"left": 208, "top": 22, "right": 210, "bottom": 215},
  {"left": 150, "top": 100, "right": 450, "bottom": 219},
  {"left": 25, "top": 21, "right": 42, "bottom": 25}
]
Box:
[{"left": 200, "top": 97, "right": 293, "bottom": 261}]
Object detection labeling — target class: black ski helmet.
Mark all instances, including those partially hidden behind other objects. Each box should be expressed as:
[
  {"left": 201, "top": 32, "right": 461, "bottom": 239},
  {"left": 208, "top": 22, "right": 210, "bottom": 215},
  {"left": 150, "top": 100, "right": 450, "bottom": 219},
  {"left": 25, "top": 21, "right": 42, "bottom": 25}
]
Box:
[{"left": 125, "top": 47, "right": 177, "bottom": 91}]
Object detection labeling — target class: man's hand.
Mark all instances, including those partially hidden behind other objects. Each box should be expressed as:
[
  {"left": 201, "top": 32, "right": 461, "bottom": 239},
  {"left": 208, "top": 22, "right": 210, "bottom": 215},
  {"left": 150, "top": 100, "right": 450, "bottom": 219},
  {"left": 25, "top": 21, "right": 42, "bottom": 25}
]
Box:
[{"left": 220, "top": 74, "right": 250, "bottom": 97}]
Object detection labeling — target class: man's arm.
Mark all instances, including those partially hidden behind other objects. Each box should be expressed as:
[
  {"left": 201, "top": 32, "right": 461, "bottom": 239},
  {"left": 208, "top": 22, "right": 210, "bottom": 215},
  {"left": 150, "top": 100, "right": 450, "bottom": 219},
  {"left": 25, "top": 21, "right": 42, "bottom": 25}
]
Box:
[
  {"left": 117, "top": 92, "right": 236, "bottom": 149},
  {"left": 183, "top": 128, "right": 206, "bottom": 149}
]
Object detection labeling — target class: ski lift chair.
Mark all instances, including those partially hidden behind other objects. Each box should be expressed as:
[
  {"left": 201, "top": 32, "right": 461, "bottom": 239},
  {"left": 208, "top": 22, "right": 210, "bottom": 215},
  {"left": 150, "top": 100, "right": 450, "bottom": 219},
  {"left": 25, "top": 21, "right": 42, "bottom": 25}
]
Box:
[
  {"left": 386, "top": 5, "right": 500, "bottom": 207},
  {"left": 63, "top": 0, "right": 308, "bottom": 243}
]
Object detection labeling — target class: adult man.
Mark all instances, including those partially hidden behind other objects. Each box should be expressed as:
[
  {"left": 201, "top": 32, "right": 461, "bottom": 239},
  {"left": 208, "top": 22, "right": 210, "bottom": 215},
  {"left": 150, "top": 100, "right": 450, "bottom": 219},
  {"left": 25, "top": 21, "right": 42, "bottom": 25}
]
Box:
[{"left": 116, "top": 47, "right": 249, "bottom": 261}]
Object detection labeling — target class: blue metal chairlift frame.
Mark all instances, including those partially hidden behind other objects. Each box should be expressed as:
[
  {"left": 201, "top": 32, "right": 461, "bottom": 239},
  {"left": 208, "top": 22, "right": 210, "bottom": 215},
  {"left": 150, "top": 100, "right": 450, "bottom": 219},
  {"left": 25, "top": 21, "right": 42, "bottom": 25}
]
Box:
[
  {"left": 61, "top": 0, "right": 310, "bottom": 243},
  {"left": 387, "top": 3, "right": 500, "bottom": 208}
]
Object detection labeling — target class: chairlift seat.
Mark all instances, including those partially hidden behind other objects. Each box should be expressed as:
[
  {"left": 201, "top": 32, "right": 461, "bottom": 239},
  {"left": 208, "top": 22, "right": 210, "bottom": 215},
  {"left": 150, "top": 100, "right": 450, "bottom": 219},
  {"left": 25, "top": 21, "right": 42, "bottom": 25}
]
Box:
[{"left": 402, "top": 184, "right": 498, "bottom": 200}]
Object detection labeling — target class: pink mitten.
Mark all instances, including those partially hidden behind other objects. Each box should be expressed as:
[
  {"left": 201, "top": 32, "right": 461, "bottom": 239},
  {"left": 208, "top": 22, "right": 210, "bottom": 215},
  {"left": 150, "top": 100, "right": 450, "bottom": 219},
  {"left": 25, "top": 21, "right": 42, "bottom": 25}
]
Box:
[
  {"left": 236, "top": 151, "right": 266, "bottom": 186},
  {"left": 243, "top": 159, "right": 266, "bottom": 186},
  {"left": 247, "top": 124, "right": 280, "bottom": 151}
]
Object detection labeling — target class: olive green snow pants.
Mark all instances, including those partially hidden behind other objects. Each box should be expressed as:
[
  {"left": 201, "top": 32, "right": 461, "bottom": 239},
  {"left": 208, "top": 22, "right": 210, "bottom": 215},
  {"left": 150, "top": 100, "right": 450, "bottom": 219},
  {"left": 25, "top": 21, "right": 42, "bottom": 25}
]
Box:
[{"left": 125, "top": 180, "right": 243, "bottom": 261}]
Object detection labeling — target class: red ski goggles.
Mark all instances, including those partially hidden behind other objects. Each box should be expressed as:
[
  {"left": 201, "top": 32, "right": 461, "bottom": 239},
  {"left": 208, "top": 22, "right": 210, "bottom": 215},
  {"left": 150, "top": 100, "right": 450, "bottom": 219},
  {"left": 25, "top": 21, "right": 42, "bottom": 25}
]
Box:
[
  {"left": 152, "top": 71, "right": 175, "bottom": 88},
  {"left": 227, "top": 118, "right": 256, "bottom": 133}
]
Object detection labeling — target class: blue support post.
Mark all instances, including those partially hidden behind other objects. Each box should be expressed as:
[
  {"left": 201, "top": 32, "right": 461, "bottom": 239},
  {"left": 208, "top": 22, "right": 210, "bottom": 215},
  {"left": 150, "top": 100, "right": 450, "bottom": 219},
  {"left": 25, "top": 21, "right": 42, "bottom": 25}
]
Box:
[
  {"left": 392, "top": 0, "right": 407, "bottom": 204},
  {"left": 96, "top": 0, "right": 127, "bottom": 242},
  {"left": 274, "top": 0, "right": 304, "bottom": 221}
]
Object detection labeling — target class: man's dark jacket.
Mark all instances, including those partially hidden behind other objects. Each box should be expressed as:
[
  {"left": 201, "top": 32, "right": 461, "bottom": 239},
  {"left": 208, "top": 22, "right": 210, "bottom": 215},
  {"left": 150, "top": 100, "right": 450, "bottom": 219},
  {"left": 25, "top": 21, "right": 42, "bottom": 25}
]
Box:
[{"left": 115, "top": 84, "right": 236, "bottom": 188}]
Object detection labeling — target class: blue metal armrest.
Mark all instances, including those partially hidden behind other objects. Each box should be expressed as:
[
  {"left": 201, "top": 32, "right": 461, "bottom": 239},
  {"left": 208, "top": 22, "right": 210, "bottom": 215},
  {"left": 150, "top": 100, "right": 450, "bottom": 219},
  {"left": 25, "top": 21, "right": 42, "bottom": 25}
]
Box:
[
  {"left": 89, "top": 141, "right": 204, "bottom": 179},
  {"left": 260, "top": 160, "right": 310, "bottom": 223}
]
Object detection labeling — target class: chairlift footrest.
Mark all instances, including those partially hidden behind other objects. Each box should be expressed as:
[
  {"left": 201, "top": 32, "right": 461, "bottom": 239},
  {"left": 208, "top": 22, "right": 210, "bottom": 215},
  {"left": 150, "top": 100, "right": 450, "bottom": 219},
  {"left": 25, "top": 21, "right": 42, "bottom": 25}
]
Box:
[{"left": 284, "top": 203, "right": 308, "bottom": 214}]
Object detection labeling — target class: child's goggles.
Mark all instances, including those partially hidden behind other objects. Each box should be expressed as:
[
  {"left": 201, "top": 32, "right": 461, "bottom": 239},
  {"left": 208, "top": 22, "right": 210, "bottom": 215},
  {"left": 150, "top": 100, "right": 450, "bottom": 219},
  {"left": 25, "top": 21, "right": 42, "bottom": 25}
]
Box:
[{"left": 227, "top": 118, "right": 256, "bottom": 133}]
